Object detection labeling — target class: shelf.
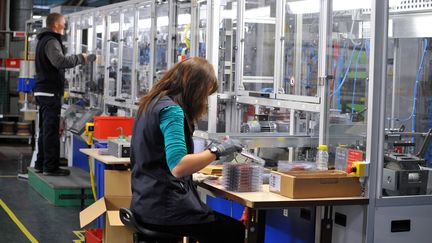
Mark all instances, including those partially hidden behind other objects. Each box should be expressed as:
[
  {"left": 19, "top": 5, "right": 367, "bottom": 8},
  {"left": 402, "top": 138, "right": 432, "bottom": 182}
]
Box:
[
  {"left": 236, "top": 95, "right": 321, "bottom": 113},
  {"left": 0, "top": 67, "right": 20, "bottom": 72},
  {"left": 0, "top": 134, "right": 32, "bottom": 142},
  {"left": 193, "top": 130, "right": 318, "bottom": 148}
]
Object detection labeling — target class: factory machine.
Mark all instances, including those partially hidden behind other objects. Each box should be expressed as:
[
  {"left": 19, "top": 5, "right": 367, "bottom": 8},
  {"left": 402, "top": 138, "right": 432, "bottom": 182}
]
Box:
[{"left": 32, "top": 0, "right": 432, "bottom": 242}]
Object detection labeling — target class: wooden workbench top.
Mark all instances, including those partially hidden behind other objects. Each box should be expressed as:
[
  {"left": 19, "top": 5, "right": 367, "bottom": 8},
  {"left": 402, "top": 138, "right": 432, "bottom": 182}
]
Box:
[
  {"left": 80, "top": 148, "right": 130, "bottom": 165},
  {"left": 199, "top": 180, "right": 369, "bottom": 209}
]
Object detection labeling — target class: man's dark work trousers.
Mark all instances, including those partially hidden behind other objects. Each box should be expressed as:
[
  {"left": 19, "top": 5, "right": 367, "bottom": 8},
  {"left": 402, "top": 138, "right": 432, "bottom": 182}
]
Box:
[{"left": 35, "top": 96, "right": 61, "bottom": 172}]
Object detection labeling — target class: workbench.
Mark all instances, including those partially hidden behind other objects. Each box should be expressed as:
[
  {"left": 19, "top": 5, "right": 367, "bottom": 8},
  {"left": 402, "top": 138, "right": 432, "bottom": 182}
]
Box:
[
  {"left": 79, "top": 148, "right": 130, "bottom": 227},
  {"left": 79, "top": 148, "right": 369, "bottom": 242},
  {"left": 79, "top": 148, "right": 131, "bottom": 165},
  {"left": 198, "top": 180, "right": 368, "bottom": 243}
]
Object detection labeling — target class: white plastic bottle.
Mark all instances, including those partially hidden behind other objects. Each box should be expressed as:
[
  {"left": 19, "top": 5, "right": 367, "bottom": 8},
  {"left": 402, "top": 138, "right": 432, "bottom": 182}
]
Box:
[{"left": 316, "top": 145, "right": 329, "bottom": 170}]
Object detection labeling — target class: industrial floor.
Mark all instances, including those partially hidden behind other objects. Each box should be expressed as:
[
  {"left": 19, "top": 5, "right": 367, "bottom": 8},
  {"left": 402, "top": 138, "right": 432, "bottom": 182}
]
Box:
[{"left": 0, "top": 141, "right": 85, "bottom": 243}]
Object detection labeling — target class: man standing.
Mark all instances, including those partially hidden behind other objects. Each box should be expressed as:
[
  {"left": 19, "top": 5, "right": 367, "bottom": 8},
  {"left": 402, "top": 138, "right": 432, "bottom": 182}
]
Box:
[{"left": 34, "top": 13, "right": 93, "bottom": 176}]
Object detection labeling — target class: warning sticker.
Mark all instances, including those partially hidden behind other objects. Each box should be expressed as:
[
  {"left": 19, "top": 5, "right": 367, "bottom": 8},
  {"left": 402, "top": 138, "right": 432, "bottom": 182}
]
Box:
[{"left": 269, "top": 173, "right": 281, "bottom": 192}]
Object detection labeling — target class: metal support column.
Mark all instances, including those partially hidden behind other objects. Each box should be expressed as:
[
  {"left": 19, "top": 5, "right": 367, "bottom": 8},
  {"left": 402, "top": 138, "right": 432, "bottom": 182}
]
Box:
[
  {"left": 316, "top": 0, "right": 333, "bottom": 241},
  {"left": 235, "top": 0, "right": 245, "bottom": 93},
  {"left": 117, "top": 12, "right": 124, "bottom": 99},
  {"left": 190, "top": 0, "right": 198, "bottom": 57},
  {"left": 104, "top": 15, "right": 112, "bottom": 102},
  {"left": 245, "top": 208, "right": 266, "bottom": 243},
  {"left": 317, "top": 0, "right": 332, "bottom": 146},
  {"left": 167, "top": 0, "right": 176, "bottom": 67},
  {"left": 390, "top": 39, "right": 399, "bottom": 129},
  {"left": 365, "top": 0, "right": 389, "bottom": 242},
  {"left": 150, "top": 2, "right": 157, "bottom": 88},
  {"left": 206, "top": 0, "right": 220, "bottom": 67},
  {"left": 131, "top": 7, "right": 139, "bottom": 103},
  {"left": 273, "top": 0, "right": 285, "bottom": 94},
  {"left": 207, "top": 0, "right": 221, "bottom": 133}
]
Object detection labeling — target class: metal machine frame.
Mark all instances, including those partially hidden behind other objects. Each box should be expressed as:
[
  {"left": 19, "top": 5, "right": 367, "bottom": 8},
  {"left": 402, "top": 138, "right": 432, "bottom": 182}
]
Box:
[{"left": 58, "top": 1, "right": 432, "bottom": 242}]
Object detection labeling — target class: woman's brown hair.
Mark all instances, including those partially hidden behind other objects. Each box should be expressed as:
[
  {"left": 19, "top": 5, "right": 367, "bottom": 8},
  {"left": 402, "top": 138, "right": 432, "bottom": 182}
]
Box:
[{"left": 137, "top": 57, "right": 218, "bottom": 124}]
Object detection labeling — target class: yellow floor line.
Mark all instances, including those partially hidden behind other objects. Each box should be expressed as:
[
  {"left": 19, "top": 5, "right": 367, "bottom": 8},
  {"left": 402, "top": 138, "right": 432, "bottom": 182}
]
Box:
[
  {"left": 72, "top": 230, "right": 85, "bottom": 242},
  {"left": 0, "top": 199, "right": 38, "bottom": 243}
]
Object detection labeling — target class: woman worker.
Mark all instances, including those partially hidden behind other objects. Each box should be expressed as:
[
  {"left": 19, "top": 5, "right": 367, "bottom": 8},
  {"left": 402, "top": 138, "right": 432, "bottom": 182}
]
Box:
[{"left": 130, "top": 57, "right": 245, "bottom": 242}]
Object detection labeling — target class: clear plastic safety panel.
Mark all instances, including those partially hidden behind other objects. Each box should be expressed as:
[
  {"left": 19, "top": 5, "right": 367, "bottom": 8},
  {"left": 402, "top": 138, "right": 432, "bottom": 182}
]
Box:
[
  {"left": 64, "top": 17, "right": 76, "bottom": 91},
  {"left": 197, "top": 1, "right": 207, "bottom": 58},
  {"left": 175, "top": 2, "right": 191, "bottom": 63},
  {"left": 328, "top": 0, "right": 371, "bottom": 171},
  {"left": 78, "top": 14, "right": 94, "bottom": 93},
  {"left": 135, "top": 3, "right": 152, "bottom": 101},
  {"left": 155, "top": 2, "right": 169, "bottom": 77},
  {"left": 217, "top": 0, "right": 238, "bottom": 93},
  {"left": 108, "top": 11, "right": 120, "bottom": 97},
  {"left": 283, "top": 1, "right": 320, "bottom": 97},
  {"left": 120, "top": 7, "right": 135, "bottom": 99},
  {"left": 242, "top": 0, "right": 277, "bottom": 92},
  {"left": 382, "top": 2, "right": 432, "bottom": 197}
]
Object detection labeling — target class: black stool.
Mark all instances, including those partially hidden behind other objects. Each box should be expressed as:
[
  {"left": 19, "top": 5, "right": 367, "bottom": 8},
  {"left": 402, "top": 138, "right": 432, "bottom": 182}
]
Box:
[{"left": 119, "top": 208, "right": 183, "bottom": 243}]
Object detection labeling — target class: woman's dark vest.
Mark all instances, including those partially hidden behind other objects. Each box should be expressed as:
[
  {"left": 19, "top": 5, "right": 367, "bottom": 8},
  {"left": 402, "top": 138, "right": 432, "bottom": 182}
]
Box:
[{"left": 130, "top": 96, "right": 215, "bottom": 225}]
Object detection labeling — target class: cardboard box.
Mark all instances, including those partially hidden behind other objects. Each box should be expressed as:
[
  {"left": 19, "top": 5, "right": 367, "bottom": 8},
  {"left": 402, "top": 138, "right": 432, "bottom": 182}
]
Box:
[
  {"left": 23, "top": 110, "right": 37, "bottom": 121},
  {"left": 269, "top": 170, "right": 361, "bottom": 199},
  {"left": 80, "top": 170, "right": 133, "bottom": 243}
]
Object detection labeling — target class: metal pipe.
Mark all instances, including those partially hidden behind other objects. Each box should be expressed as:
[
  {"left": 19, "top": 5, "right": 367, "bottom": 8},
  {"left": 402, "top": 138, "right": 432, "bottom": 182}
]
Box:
[{"left": 390, "top": 39, "right": 399, "bottom": 129}]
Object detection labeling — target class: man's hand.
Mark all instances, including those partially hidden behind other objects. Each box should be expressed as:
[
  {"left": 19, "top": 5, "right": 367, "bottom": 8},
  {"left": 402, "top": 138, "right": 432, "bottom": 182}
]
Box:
[{"left": 59, "top": 117, "right": 65, "bottom": 136}]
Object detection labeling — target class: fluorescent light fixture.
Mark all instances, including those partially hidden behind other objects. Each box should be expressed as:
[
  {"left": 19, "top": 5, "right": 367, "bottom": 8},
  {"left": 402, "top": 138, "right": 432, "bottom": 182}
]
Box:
[
  {"left": 245, "top": 6, "right": 271, "bottom": 18},
  {"left": 110, "top": 23, "right": 119, "bottom": 32},
  {"left": 33, "top": 5, "right": 50, "bottom": 9},
  {"left": 221, "top": 9, "right": 236, "bottom": 19},
  {"left": 157, "top": 16, "right": 169, "bottom": 27},
  {"left": 32, "top": 15, "right": 42, "bottom": 19},
  {"left": 200, "top": 7, "right": 207, "bottom": 19},
  {"left": 138, "top": 19, "right": 152, "bottom": 29},
  {"left": 88, "top": 27, "right": 93, "bottom": 51},
  {"left": 287, "top": 0, "right": 372, "bottom": 14},
  {"left": 96, "top": 25, "right": 104, "bottom": 33},
  {"left": 178, "top": 14, "right": 191, "bottom": 26}
]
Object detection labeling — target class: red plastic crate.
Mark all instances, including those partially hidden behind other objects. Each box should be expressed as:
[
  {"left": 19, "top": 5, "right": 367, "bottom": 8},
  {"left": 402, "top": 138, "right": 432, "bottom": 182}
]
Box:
[
  {"left": 85, "top": 228, "right": 103, "bottom": 243},
  {"left": 5, "top": 58, "right": 21, "bottom": 68},
  {"left": 93, "top": 116, "right": 134, "bottom": 139}
]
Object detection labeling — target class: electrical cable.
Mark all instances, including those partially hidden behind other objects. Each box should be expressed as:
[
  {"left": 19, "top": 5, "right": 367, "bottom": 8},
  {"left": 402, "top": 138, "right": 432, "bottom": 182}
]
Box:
[
  {"left": 411, "top": 38, "right": 428, "bottom": 138},
  {"left": 332, "top": 39, "right": 348, "bottom": 109},
  {"left": 88, "top": 156, "right": 97, "bottom": 201},
  {"left": 84, "top": 124, "right": 97, "bottom": 201},
  {"left": 351, "top": 41, "right": 365, "bottom": 117},
  {"left": 330, "top": 41, "right": 360, "bottom": 101},
  {"left": 386, "top": 38, "right": 428, "bottom": 125}
]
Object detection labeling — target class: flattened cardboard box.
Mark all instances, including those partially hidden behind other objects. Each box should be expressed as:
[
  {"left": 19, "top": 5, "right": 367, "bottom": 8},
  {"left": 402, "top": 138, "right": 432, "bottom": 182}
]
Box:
[
  {"left": 269, "top": 170, "right": 361, "bottom": 199},
  {"left": 80, "top": 170, "right": 133, "bottom": 243}
]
